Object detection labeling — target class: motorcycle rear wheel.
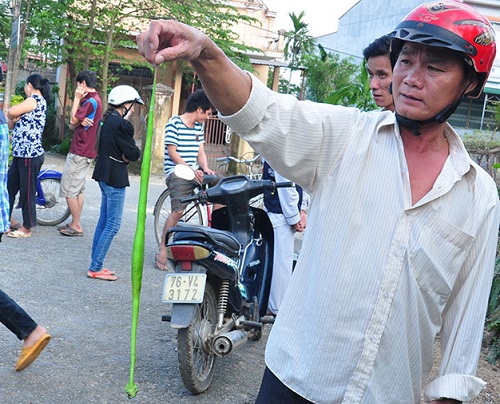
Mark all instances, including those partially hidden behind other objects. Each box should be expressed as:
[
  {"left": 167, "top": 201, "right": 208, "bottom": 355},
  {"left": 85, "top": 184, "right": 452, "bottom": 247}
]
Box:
[{"left": 177, "top": 282, "right": 218, "bottom": 394}]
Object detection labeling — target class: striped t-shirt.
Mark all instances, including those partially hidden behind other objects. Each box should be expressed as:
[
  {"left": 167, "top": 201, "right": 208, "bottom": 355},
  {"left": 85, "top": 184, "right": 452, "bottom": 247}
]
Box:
[{"left": 163, "top": 115, "right": 205, "bottom": 176}]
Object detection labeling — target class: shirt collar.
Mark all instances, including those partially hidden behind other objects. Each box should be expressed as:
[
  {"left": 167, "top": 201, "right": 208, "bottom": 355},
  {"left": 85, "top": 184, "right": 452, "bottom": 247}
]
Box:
[
  {"left": 443, "top": 123, "right": 477, "bottom": 185},
  {"left": 380, "top": 113, "right": 476, "bottom": 186}
]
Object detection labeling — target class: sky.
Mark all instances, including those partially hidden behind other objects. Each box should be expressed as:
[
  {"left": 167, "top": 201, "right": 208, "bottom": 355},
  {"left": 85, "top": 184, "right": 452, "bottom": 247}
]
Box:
[{"left": 264, "top": 0, "right": 360, "bottom": 37}]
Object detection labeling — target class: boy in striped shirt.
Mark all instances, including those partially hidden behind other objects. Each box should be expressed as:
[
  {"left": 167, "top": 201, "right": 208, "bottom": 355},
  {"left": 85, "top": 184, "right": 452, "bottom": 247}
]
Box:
[{"left": 155, "top": 89, "right": 215, "bottom": 270}]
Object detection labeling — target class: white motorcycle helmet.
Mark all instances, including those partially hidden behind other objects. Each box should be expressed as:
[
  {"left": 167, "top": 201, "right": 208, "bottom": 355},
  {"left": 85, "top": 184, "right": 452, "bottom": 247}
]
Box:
[{"left": 108, "top": 85, "right": 144, "bottom": 106}]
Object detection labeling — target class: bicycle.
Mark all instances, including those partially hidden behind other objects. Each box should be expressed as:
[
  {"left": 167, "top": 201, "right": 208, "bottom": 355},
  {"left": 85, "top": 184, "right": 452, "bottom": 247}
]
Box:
[
  {"left": 153, "top": 173, "right": 216, "bottom": 246},
  {"left": 216, "top": 152, "right": 264, "bottom": 207},
  {"left": 13, "top": 166, "right": 70, "bottom": 226},
  {"left": 216, "top": 151, "right": 263, "bottom": 180}
]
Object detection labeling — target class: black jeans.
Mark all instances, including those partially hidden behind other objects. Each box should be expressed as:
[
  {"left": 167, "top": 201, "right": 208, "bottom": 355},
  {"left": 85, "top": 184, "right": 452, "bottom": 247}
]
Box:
[
  {"left": 0, "top": 288, "right": 37, "bottom": 340},
  {"left": 8, "top": 155, "right": 44, "bottom": 229},
  {"left": 255, "top": 367, "right": 313, "bottom": 404}
]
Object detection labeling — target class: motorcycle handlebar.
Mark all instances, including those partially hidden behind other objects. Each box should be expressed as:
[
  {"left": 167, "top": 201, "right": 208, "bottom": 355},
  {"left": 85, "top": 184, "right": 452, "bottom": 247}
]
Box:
[
  {"left": 179, "top": 179, "right": 294, "bottom": 205},
  {"left": 275, "top": 181, "right": 293, "bottom": 188}
]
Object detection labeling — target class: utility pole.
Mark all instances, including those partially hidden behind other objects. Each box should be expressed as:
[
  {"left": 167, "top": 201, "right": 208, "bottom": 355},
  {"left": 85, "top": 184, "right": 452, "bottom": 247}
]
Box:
[{"left": 3, "top": 0, "right": 22, "bottom": 113}]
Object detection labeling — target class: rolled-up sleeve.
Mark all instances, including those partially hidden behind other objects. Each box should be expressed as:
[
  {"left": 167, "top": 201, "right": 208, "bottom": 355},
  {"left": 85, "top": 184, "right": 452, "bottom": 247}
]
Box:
[{"left": 424, "top": 374, "right": 486, "bottom": 402}]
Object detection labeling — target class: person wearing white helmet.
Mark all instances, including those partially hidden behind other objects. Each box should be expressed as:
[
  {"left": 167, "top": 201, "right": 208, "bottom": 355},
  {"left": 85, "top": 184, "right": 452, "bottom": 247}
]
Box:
[
  {"left": 137, "top": 1, "right": 499, "bottom": 402},
  {"left": 86, "top": 85, "right": 142, "bottom": 281}
]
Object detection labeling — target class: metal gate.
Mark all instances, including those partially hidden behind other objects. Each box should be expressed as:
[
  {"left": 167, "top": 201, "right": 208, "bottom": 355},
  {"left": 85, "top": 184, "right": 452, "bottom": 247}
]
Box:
[{"left": 204, "top": 115, "right": 231, "bottom": 173}]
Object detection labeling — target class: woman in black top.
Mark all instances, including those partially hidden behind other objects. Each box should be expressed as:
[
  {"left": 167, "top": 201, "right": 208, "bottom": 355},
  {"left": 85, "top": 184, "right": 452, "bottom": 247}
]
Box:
[{"left": 87, "top": 85, "right": 143, "bottom": 281}]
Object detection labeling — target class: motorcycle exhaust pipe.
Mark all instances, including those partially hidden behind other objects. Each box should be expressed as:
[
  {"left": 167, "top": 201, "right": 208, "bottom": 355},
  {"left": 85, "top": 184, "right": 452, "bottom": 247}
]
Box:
[{"left": 213, "top": 330, "right": 248, "bottom": 356}]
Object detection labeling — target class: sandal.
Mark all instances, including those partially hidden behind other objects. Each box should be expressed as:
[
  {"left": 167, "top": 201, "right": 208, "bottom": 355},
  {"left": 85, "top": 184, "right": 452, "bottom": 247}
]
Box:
[
  {"left": 154, "top": 253, "right": 168, "bottom": 271},
  {"left": 7, "top": 230, "right": 32, "bottom": 238},
  {"left": 60, "top": 225, "right": 83, "bottom": 237},
  {"left": 87, "top": 270, "right": 117, "bottom": 281},
  {"left": 16, "top": 333, "right": 51, "bottom": 371}
]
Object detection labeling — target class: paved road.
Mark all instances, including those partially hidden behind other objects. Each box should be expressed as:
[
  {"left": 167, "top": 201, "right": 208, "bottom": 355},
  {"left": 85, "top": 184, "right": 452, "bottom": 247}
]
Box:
[{"left": 0, "top": 153, "right": 271, "bottom": 403}]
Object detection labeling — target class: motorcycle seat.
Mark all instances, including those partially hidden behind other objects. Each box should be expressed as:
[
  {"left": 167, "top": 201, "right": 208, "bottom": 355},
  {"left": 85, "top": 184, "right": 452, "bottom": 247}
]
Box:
[{"left": 169, "top": 225, "right": 240, "bottom": 257}]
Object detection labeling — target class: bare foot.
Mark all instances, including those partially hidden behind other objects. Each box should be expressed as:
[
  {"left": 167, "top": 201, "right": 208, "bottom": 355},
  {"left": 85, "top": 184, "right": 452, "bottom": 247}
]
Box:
[
  {"left": 67, "top": 222, "right": 83, "bottom": 233},
  {"left": 154, "top": 252, "right": 168, "bottom": 270},
  {"left": 23, "top": 325, "right": 48, "bottom": 348},
  {"left": 18, "top": 226, "right": 32, "bottom": 236},
  {"left": 9, "top": 220, "right": 21, "bottom": 229}
]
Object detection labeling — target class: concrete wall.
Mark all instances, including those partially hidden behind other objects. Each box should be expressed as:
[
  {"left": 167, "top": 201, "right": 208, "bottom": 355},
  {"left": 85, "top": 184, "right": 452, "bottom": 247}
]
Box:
[{"left": 316, "top": 0, "right": 500, "bottom": 69}]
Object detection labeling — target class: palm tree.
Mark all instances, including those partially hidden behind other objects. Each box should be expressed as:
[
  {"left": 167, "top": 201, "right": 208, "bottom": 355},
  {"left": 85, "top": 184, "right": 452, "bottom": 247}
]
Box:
[{"left": 283, "top": 11, "right": 315, "bottom": 94}]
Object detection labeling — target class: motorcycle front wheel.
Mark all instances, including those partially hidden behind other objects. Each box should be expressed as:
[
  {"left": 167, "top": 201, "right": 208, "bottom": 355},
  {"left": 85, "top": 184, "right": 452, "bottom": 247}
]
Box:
[{"left": 177, "top": 282, "right": 218, "bottom": 394}]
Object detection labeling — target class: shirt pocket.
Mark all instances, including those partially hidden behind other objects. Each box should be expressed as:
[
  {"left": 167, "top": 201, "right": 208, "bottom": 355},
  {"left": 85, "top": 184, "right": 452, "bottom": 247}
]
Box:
[{"left": 410, "top": 212, "right": 474, "bottom": 299}]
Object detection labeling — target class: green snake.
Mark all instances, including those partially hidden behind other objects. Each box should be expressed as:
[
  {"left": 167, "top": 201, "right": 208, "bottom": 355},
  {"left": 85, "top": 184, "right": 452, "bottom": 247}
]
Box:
[{"left": 126, "top": 72, "right": 156, "bottom": 398}]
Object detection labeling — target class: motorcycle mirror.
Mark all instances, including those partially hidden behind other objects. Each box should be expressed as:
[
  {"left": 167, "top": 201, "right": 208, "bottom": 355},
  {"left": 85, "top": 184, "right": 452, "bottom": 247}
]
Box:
[{"left": 174, "top": 164, "right": 195, "bottom": 181}]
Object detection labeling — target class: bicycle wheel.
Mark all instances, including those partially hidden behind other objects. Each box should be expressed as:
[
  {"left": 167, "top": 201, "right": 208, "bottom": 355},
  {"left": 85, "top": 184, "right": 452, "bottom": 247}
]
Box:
[
  {"left": 153, "top": 188, "right": 204, "bottom": 246},
  {"left": 36, "top": 178, "right": 71, "bottom": 226}
]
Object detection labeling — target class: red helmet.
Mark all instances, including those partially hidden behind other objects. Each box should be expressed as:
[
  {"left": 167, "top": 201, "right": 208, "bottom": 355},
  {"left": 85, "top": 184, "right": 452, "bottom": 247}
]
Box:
[{"left": 389, "top": 1, "right": 496, "bottom": 98}]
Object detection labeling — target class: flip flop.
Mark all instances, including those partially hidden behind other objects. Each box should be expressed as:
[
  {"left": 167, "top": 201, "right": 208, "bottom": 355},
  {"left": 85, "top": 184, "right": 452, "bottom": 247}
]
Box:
[
  {"left": 60, "top": 225, "right": 83, "bottom": 237},
  {"left": 7, "top": 230, "right": 32, "bottom": 238},
  {"left": 16, "top": 333, "right": 51, "bottom": 371},
  {"left": 102, "top": 268, "right": 116, "bottom": 275},
  {"left": 87, "top": 270, "right": 117, "bottom": 281},
  {"left": 154, "top": 253, "right": 168, "bottom": 271},
  {"left": 57, "top": 224, "right": 69, "bottom": 231}
]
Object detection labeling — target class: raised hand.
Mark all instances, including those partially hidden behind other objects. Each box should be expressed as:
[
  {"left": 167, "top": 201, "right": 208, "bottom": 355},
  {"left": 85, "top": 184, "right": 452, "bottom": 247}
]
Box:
[
  {"left": 136, "top": 19, "right": 251, "bottom": 116},
  {"left": 74, "top": 83, "right": 88, "bottom": 101},
  {"left": 136, "top": 20, "right": 212, "bottom": 66}
]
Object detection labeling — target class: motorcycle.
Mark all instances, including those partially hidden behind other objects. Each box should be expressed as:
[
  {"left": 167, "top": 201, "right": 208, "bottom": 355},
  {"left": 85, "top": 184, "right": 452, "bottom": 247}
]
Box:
[{"left": 161, "top": 164, "right": 292, "bottom": 394}]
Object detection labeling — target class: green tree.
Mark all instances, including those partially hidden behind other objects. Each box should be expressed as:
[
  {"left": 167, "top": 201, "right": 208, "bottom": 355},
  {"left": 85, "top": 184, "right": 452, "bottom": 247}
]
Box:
[
  {"left": 302, "top": 45, "right": 359, "bottom": 103},
  {"left": 267, "top": 68, "right": 300, "bottom": 97},
  {"left": 283, "top": 11, "right": 314, "bottom": 94},
  {"left": 156, "top": 0, "right": 259, "bottom": 70},
  {"left": 326, "top": 59, "right": 376, "bottom": 111},
  {"left": 0, "top": 0, "right": 11, "bottom": 59},
  {"left": 5, "top": 0, "right": 262, "bottom": 131}
]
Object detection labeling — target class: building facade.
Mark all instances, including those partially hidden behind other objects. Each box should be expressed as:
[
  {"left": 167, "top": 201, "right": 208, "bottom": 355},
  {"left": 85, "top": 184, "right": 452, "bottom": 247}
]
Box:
[{"left": 316, "top": 0, "right": 500, "bottom": 131}]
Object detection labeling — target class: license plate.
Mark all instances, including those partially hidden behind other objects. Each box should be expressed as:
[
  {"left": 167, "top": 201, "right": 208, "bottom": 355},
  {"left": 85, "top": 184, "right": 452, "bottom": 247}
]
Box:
[{"left": 162, "top": 273, "right": 206, "bottom": 303}]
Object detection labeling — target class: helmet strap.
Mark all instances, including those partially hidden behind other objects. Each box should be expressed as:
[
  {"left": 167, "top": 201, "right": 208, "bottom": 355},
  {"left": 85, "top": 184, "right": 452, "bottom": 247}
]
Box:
[
  {"left": 121, "top": 102, "right": 136, "bottom": 118},
  {"left": 395, "top": 85, "right": 470, "bottom": 136}
]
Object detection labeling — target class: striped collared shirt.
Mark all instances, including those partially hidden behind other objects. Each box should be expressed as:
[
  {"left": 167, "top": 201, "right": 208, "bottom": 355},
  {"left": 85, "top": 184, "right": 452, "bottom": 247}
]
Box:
[
  {"left": 221, "top": 74, "right": 500, "bottom": 403},
  {"left": 163, "top": 115, "right": 204, "bottom": 177}
]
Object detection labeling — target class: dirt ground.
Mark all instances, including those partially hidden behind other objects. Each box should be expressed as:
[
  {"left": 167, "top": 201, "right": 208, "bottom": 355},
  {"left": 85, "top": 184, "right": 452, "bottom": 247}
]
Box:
[
  {"left": 427, "top": 337, "right": 500, "bottom": 403},
  {"left": 471, "top": 348, "right": 500, "bottom": 403}
]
